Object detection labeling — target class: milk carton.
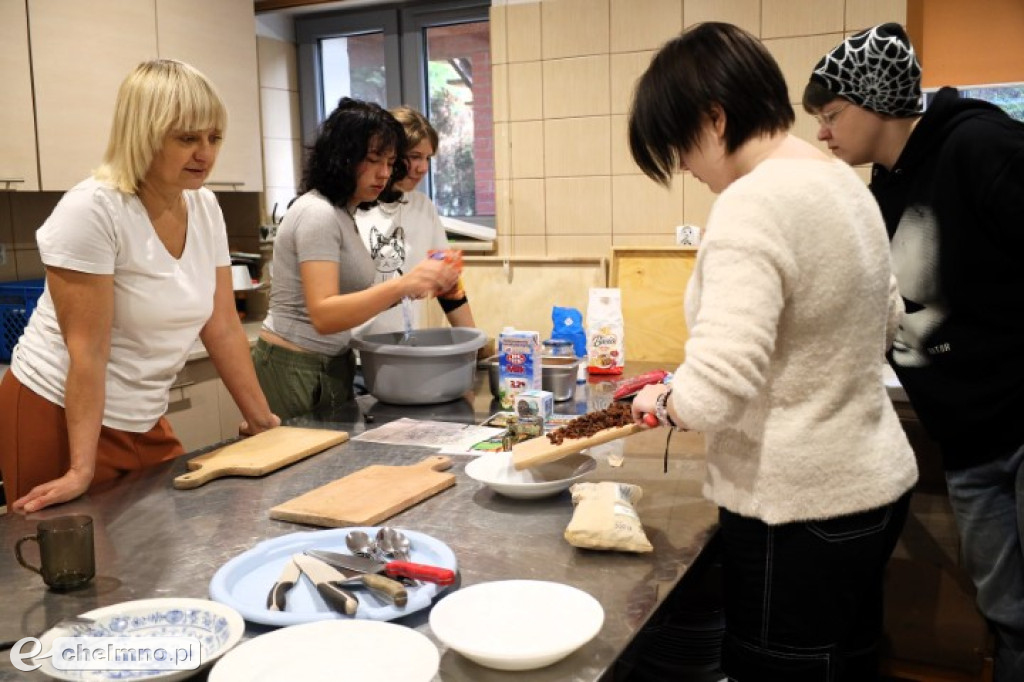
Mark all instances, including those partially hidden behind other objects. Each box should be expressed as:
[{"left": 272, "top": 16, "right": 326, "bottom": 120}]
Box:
[{"left": 498, "top": 329, "right": 542, "bottom": 410}]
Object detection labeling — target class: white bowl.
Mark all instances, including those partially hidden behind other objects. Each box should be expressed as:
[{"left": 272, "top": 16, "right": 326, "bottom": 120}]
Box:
[
  {"left": 464, "top": 451, "right": 595, "bottom": 499},
  {"left": 36, "top": 598, "right": 244, "bottom": 681},
  {"left": 429, "top": 580, "right": 604, "bottom": 671},
  {"left": 210, "top": 620, "right": 439, "bottom": 682}
]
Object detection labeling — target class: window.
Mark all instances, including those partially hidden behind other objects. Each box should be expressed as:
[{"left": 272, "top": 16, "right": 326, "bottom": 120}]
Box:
[{"left": 296, "top": 0, "right": 494, "bottom": 227}]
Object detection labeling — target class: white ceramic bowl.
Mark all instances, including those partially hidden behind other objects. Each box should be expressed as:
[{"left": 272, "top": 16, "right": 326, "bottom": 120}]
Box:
[
  {"left": 464, "top": 451, "right": 595, "bottom": 499},
  {"left": 429, "top": 580, "right": 604, "bottom": 671},
  {"left": 36, "top": 598, "right": 245, "bottom": 681}
]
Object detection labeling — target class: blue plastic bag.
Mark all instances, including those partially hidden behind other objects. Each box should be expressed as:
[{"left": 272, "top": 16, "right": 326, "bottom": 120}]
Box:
[{"left": 550, "top": 306, "right": 587, "bottom": 358}]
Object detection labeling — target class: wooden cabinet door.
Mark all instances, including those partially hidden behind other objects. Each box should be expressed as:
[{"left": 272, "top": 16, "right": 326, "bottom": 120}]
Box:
[
  {"left": 0, "top": 0, "right": 39, "bottom": 191},
  {"left": 156, "top": 0, "right": 263, "bottom": 191},
  {"left": 29, "top": 0, "right": 157, "bottom": 190}
]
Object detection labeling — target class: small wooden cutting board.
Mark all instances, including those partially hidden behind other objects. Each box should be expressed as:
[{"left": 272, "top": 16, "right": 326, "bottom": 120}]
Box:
[
  {"left": 269, "top": 455, "right": 456, "bottom": 527},
  {"left": 512, "top": 423, "right": 642, "bottom": 470},
  {"left": 173, "top": 426, "right": 348, "bottom": 490}
]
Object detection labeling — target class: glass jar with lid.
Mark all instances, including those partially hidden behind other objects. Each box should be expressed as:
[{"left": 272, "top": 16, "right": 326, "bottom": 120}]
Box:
[{"left": 542, "top": 338, "right": 575, "bottom": 357}]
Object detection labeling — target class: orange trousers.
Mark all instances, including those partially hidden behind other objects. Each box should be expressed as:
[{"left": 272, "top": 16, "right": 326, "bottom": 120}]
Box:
[{"left": 0, "top": 371, "right": 184, "bottom": 505}]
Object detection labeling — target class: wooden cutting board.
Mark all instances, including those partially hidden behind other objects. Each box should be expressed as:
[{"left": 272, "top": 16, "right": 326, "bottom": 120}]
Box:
[
  {"left": 269, "top": 455, "right": 456, "bottom": 527},
  {"left": 512, "top": 423, "right": 642, "bottom": 470},
  {"left": 173, "top": 427, "right": 348, "bottom": 490}
]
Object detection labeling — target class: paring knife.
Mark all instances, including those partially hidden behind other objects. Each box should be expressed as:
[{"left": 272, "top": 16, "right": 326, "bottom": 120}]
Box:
[
  {"left": 304, "top": 549, "right": 456, "bottom": 586},
  {"left": 292, "top": 554, "right": 360, "bottom": 616},
  {"left": 266, "top": 558, "right": 301, "bottom": 611}
]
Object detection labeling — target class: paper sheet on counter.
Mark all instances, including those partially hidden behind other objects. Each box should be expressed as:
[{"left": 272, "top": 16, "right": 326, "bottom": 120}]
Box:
[{"left": 353, "top": 417, "right": 504, "bottom": 456}]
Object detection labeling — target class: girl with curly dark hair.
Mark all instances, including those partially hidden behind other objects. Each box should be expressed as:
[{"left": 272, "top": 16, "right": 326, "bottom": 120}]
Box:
[{"left": 253, "top": 98, "right": 460, "bottom": 419}]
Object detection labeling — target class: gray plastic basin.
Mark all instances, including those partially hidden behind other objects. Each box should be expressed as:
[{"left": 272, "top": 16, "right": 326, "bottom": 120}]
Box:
[{"left": 352, "top": 327, "right": 487, "bottom": 405}]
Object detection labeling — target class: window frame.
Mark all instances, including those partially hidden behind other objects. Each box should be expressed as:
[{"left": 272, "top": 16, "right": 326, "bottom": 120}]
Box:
[{"left": 294, "top": 0, "right": 494, "bottom": 227}]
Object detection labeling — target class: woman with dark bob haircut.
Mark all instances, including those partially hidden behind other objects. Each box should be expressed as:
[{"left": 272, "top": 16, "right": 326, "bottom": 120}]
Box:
[
  {"left": 627, "top": 23, "right": 917, "bottom": 681},
  {"left": 253, "top": 98, "right": 459, "bottom": 419}
]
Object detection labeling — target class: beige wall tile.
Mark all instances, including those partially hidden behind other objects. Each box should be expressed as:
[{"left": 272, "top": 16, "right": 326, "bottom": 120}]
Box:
[
  {"left": 764, "top": 33, "right": 845, "bottom": 106},
  {"left": 257, "top": 36, "right": 297, "bottom": 91},
  {"left": 544, "top": 117, "right": 611, "bottom": 177},
  {"left": 684, "top": 0, "right": 760, "bottom": 36},
  {"left": 546, "top": 234, "right": 612, "bottom": 258},
  {"left": 509, "top": 121, "right": 545, "bottom": 178},
  {"left": 682, "top": 175, "right": 717, "bottom": 227},
  {"left": 762, "top": 0, "right": 844, "bottom": 38},
  {"left": 846, "top": 0, "right": 907, "bottom": 32},
  {"left": 791, "top": 109, "right": 824, "bottom": 147},
  {"left": 512, "top": 235, "right": 546, "bottom": 256},
  {"left": 492, "top": 63, "right": 509, "bottom": 123},
  {"left": 494, "top": 122, "right": 511, "bottom": 180},
  {"left": 489, "top": 4, "right": 508, "bottom": 65},
  {"left": 508, "top": 61, "right": 543, "bottom": 121},
  {"left": 510, "top": 178, "right": 546, "bottom": 235},
  {"left": 612, "top": 174, "right": 683, "bottom": 235},
  {"left": 611, "top": 115, "right": 641, "bottom": 175},
  {"left": 14, "top": 248, "right": 44, "bottom": 280},
  {"left": 260, "top": 88, "right": 300, "bottom": 140},
  {"left": 507, "top": 2, "right": 542, "bottom": 62},
  {"left": 495, "top": 178, "right": 511, "bottom": 234},
  {"left": 610, "top": 51, "right": 654, "bottom": 115},
  {"left": 541, "top": 0, "right": 609, "bottom": 59},
  {"left": 612, "top": 233, "right": 677, "bottom": 246},
  {"left": 545, "top": 176, "right": 612, "bottom": 235},
  {"left": 610, "top": 0, "right": 682, "bottom": 53},
  {"left": 543, "top": 56, "right": 610, "bottom": 118},
  {"left": 262, "top": 137, "right": 301, "bottom": 189}
]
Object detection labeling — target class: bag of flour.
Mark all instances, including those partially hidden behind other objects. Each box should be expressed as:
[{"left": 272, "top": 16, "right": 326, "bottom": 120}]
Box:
[
  {"left": 564, "top": 481, "right": 653, "bottom": 553},
  {"left": 586, "top": 288, "right": 624, "bottom": 375}
]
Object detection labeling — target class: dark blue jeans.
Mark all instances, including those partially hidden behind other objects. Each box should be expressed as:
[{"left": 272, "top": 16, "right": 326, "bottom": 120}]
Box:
[
  {"left": 719, "top": 492, "right": 911, "bottom": 682},
  {"left": 945, "top": 442, "right": 1024, "bottom": 682}
]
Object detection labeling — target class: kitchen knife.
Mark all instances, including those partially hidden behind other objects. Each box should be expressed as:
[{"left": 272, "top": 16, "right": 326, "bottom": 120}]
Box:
[
  {"left": 304, "top": 549, "right": 456, "bottom": 586},
  {"left": 292, "top": 554, "right": 359, "bottom": 616},
  {"left": 266, "top": 557, "right": 301, "bottom": 611},
  {"left": 300, "top": 551, "right": 408, "bottom": 607}
]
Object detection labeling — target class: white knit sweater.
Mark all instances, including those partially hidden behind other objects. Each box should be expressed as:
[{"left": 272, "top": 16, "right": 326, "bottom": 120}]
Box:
[{"left": 670, "top": 158, "right": 918, "bottom": 524}]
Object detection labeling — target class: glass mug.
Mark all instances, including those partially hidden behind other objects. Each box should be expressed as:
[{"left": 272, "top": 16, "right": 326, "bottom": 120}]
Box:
[{"left": 16, "top": 514, "right": 96, "bottom": 591}]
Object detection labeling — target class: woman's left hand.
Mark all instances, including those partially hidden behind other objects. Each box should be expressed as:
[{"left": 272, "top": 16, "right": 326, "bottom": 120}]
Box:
[
  {"left": 238, "top": 412, "right": 281, "bottom": 437},
  {"left": 13, "top": 466, "right": 94, "bottom": 513},
  {"left": 631, "top": 384, "right": 669, "bottom": 427}
]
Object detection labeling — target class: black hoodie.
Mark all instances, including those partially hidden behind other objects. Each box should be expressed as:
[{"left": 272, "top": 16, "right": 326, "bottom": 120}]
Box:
[{"left": 871, "top": 87, "right": 1024, "bottom": 469}]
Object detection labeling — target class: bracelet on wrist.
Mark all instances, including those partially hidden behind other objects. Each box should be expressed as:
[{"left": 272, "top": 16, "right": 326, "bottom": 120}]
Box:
[{"left": 654, "top": 389, "right": 677, "bottom": 428}]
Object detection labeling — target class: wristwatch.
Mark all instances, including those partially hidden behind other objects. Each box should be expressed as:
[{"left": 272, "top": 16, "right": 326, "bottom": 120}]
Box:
[{"left": 654, "top": 389, "right": 677, "bottom": 428}]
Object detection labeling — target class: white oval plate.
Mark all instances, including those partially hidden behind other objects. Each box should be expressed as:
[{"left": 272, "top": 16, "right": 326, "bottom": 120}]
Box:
[
  {"left": 209, "top": 527, "right": 457, "bottom": 627},
  {"left": 35, "top": 598, "right": 244, "bottom": 681},
  {"left": 429, "top": 580, "right": 604, "bottom": 671},
  {"left": 464, "top": 452, "right": 595, "bottom": 499},
  {"left": 209, "top": 620, "right": 439, "bottom": 682}
]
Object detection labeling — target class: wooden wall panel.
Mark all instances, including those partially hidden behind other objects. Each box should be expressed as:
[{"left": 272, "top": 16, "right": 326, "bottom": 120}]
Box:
[{"left": 610, "top": 246, "right": 696, "bottom": 365}]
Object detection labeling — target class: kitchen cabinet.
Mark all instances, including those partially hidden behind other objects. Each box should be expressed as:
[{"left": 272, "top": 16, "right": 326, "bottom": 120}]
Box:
[
  {"left": 165, "top": 357, "right": 241, "bottom": 453},
  {"left": 27, "top": 0, "right": 262, "bottom": 192},
  {"left": 0, "top": 0, "right": 39, "bottom": 191},
  {"left": 30, "top": 0, "right": 158, "bottom": 190},
  {"left": 156, "top": 0, "right": 263, "bottom": 191}
]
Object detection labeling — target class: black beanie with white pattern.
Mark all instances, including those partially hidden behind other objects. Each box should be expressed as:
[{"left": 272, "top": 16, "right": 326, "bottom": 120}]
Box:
[{"left": 810, "top": 23, "right": 922, "bottom": 117}]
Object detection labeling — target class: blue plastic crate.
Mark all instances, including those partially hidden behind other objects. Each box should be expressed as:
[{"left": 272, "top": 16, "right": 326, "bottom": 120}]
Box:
[{"left": 0, "top": 278, "right": 45, "bottom": 363}]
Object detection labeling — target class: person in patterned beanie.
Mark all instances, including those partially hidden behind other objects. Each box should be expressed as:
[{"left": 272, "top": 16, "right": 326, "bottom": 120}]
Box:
[{"left": 805, "top": 23, "right": 1024, "bottom": 682}]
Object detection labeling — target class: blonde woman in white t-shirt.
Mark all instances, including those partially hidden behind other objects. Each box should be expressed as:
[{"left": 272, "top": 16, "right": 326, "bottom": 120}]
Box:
[
  {"left": 0, "top": 60, "right": 280, "bottom": 513},
  {"left": 355, "top": 106, "right": 476, "bottom": 336}
]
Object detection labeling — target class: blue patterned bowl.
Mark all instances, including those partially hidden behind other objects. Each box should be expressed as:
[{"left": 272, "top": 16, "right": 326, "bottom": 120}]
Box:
[{"left": 34, "top": 598, "right": 244, "bottom": 681}]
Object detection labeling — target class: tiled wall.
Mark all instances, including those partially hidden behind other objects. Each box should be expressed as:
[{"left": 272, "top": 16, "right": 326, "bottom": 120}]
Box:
[
  {"left": 257, "top": 35, "right": 302, "bottom": 225},
  {"left": 490, "top": 0, "right": 906, "bottom": 258}
]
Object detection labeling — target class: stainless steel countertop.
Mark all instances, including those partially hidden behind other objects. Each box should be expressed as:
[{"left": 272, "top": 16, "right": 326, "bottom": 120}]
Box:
[{"left": 0, "top": 365, "right": 717, "bottom": 681}]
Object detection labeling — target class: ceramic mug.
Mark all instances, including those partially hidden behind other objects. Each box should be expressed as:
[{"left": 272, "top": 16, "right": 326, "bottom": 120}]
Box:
[{"left": 16, "top": 514, "right": 95, "bottom": 591}]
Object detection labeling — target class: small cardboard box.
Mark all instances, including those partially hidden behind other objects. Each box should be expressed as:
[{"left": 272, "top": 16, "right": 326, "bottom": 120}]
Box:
[{"left": 515, "top": 389, "right": 553, "bottom": 420}]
